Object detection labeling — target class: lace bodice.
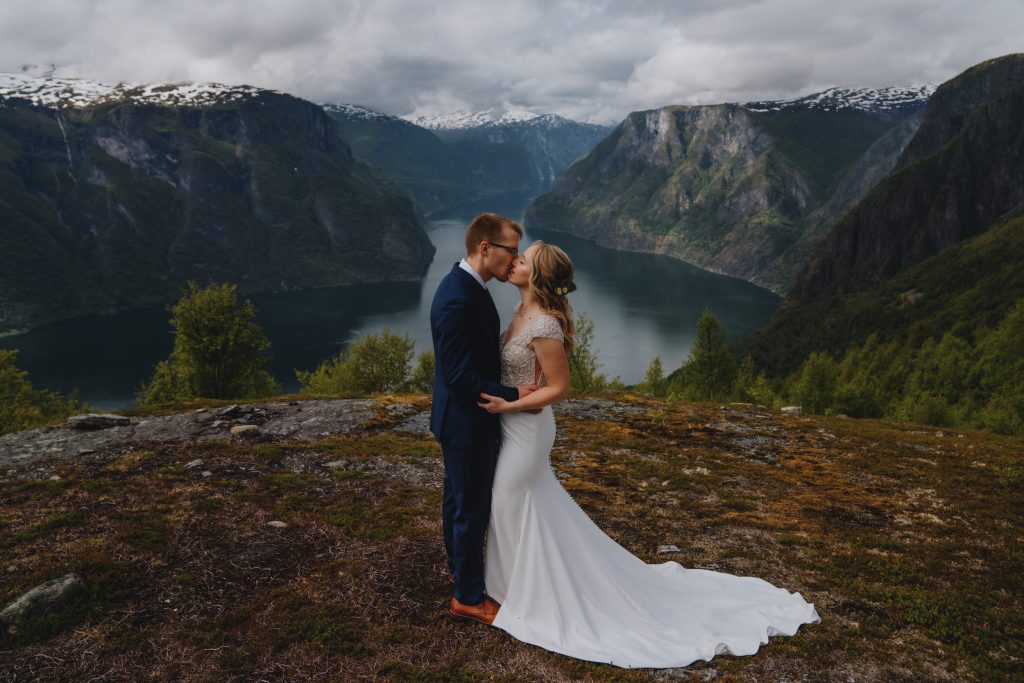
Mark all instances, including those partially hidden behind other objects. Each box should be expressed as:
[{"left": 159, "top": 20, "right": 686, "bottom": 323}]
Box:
[{"left": 500, "top": 304, "right": 565, "bottom": 386}]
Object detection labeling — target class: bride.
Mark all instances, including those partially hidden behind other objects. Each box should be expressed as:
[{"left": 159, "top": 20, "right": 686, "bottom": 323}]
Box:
[{"left": 477, "top": 240, "right": 820, "bottom": 669}]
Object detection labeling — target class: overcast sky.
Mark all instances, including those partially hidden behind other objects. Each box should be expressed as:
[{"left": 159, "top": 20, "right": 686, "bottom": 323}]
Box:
[{"left": 2, "top": 0, "right": 1021, "bottom": 124}]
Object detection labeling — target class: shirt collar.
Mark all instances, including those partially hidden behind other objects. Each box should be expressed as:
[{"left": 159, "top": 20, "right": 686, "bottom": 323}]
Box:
[{"left": 459, "top": 258, "right": 487, "bottom": 290}]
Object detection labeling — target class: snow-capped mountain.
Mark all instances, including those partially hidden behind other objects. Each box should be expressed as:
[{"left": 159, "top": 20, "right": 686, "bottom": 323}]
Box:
[
  {"left": 0, "top": 72, "right": 277, "bottom": 109},
  {"left": 745, "top": 85, "right": 936, "bottom": 115},
  {"left": 405, "top": 106, "right": 553, "bottom": 130},
  {"left": 321, "top": 102, "right": 399, "bottom": 123}
]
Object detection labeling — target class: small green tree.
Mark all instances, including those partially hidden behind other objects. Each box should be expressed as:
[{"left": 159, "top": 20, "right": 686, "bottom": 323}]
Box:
[
  {"left": 408, "top": 350, "right": 435, "bottom": 393},
  {"left": 681, "top": 307, "right": 735, "bottom": 400},
  {"left": 732, "top": 355, "right": 778, "bottom": 407},
  {"left": 568, "top": 312, "right": 606, "bottom": 394},
  {"left": 297, "top": 329, "right": 415, "bottom": 396},
  {"left": 638, "top": 356, "right": 668, "bottom": 396},
  {"left": 137, "top": 281, "right": 279, "bottom": 405},
  {"left": 794, "top": 351, "right": 839, "bottom": 414},
  {"left": 1, "top": 349, "right": 89, "bottom": 435},
  {"left": 746, "top": 372, "right": 780, "bottom": 409}
]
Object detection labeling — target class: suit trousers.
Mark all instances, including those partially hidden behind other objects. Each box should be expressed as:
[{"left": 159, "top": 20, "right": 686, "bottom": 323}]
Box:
[{"left": 441, "top": 441, "right": 498, "bottom": 605}]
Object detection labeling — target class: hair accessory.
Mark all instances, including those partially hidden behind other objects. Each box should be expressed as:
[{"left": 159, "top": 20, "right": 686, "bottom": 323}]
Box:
[{"left": 553, "top": 279, "right": 577, "bottom": 296}]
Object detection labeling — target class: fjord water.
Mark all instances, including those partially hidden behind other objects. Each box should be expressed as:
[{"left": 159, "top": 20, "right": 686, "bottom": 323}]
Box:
[{"left": 1, "top": 195, "right": 780, "bottom": 409}]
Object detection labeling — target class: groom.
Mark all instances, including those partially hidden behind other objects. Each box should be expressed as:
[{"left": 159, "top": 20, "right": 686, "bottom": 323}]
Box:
[{"left": 429, "top": 212, "right": 538, "bottom": 625}]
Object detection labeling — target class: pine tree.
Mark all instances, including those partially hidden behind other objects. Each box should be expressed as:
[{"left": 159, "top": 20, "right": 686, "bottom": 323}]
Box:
[
  {"left": 794, "top": 351, "right": 839, "bottom": 414},
  {"left": 686, "top": 308, "right": 735, "bottom": 400},
  {"left": 640, "top": 356, "right": 667, "bottom": 396}
]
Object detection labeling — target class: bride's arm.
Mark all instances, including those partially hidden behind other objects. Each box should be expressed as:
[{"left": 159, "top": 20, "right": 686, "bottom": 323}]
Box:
[{"left": 478, "top": 338, "right": 569, "bottom": 413}]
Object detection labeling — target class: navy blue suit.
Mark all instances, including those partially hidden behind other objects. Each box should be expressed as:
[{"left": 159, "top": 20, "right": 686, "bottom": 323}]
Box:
[{"left": 430, "top": 263, "right": 518, "bottom": 604}]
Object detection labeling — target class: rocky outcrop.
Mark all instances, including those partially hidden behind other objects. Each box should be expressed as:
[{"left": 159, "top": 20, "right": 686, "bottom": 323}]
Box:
[{"left": 526, "top": 95, "right": 922, "bottom": 294}]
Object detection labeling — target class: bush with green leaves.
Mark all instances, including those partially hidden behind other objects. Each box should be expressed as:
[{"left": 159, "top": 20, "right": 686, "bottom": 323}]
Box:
[
  {"left": 137, "top": 281, "right": 279, "bottom": 405},
  {"left": 771, "top": 298, "right": 1024, "bottom": 434},
  {"left": 732, "top": 355, "right": 779, "bottom": 408},
  {"left": 1, "top": 349, "right": 89, "bottom": 435},
  {"left": 568, "top": 312, "right": 607, "bottom": 394},
  {"left": 297, "top": 329, "right": 415, "bottom": 396},
  {"left": 794, "top": 351, "right": 839, "bottom": 414},
  {"left": 408, "top": 351, "right": 435, "bottom": 393}
]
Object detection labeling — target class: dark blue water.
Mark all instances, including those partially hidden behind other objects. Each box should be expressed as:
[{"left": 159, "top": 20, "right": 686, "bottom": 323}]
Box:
[{"left": 1, "top": 195, "right": 780, "bottom": 408}]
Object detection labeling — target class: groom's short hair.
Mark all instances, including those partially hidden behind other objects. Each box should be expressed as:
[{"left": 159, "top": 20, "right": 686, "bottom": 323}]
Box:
[{"left": 465, "top": 213, "right": 523, "bottom": 255}]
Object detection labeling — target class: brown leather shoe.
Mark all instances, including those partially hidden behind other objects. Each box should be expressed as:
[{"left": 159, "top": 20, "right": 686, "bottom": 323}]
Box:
[{"left": 449, "top": 596, "right": 500, "bottom": 625}]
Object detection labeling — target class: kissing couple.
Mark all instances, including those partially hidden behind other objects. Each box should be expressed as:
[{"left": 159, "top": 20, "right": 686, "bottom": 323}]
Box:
[{"left": 428, "top": 213, "right": 820, "bottom": 668}]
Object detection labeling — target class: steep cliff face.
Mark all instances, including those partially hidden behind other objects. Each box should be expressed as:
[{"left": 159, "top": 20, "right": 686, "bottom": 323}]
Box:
[
  {"left": 0, "top": 82, "right": 435, "bottom": 333},
  {"left": 784, "top": 54, "right": 1024, "bottom": 307},
  {"left": 759, "top": 111, "right": 925, "bottom": 289},
  {"left": 525, "top": 96, "right": 921, "bottom": 293}
]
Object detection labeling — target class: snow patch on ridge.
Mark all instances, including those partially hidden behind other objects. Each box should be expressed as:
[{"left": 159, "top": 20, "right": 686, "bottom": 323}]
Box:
[
  {"left": 744, "top": 85, "right": 936, "bottom": 114},
  {"left": 0, "top": 72, "right": 279, "bottom": 109}
]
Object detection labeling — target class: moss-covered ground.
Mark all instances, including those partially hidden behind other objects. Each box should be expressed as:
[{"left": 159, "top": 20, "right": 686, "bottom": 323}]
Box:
[{"left": 1, "top": 395, "right": 1020, "bottom": 681}]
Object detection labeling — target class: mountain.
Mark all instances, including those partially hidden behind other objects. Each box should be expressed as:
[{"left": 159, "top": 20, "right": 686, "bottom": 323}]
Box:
[
  {"left": 524, "top": 86, "right": 933, "bottom": 294},
  {"left": 408, "top": 106, "right": 546, "bottom": 130},
  {"left": 411, "top": 108, "right": 614, "bottom": 196},
  {"left": 735, "top": 54, "right": 1024, "bottom": 375},
  {"left": 322, "top": 104, "right": 533, "bottom": 216},
  {"left": 745, "top": 85, "right": 935, "bottom": 121},
  {"left": 0, "top": 74, "right": 435, "bottom": 335}
]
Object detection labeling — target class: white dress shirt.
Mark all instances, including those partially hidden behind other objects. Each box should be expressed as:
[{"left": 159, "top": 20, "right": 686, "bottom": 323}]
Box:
[{"left": 459, "top": 258, "right": 487, "bottom": 290}]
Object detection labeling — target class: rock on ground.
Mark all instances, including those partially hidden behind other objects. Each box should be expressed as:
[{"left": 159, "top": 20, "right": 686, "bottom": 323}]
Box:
[{"left": 0, "top": 573, "right": 88, "bottom": 633}]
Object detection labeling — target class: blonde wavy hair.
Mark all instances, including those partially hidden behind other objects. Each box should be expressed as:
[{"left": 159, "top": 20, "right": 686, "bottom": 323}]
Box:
[{"left": 528, "top": 240, "right": 576, "bottom": 352}]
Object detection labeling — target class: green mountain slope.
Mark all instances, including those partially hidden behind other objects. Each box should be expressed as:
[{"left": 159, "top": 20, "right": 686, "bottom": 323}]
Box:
[
  {"left": 735, "top": 214, "right": 1024, "bottom": 377},
  {"left": 736, "top": 54, "right": 1024, "bottom": 377},
  {"left": 0, "top": 92, "right": 435, "bottom": 334}
]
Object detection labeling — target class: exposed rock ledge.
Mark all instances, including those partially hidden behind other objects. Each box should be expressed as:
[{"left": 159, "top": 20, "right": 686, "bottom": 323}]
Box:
[{"left": 0, "top": 397, "right": 647, "bottom": 471}]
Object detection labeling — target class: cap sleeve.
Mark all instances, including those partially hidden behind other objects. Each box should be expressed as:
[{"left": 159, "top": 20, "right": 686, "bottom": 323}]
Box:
[{"left": 530, "top": 314, "right": 565, "bottom": 344}]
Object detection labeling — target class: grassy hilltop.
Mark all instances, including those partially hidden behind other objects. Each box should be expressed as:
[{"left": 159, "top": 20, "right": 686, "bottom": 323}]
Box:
[{"left": 1, "top": 394, "right": 1022, "bottom": 681}]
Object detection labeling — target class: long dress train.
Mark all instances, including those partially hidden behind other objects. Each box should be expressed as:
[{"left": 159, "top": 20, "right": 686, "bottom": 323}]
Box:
[{"left": 485, "top": 311, "right": 819, "bottom": 669}]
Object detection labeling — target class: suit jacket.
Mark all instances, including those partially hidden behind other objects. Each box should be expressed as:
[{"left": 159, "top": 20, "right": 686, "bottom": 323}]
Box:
[{"left": 430, "top": 263, "right": 519, "bottom": 448}]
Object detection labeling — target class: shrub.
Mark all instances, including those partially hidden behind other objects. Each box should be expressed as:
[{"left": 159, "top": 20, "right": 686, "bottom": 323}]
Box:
[
  {"left": 297, "top": 329, "right": 415, "bottom": 396},
  {"left": 137, "top": 281, "right": 279, "bottom": 405},
  {"left": 1, "top": 349, "right": 90, "bottom": 435},
  {"left": 568, "top": 312, "right": 606, "bottom": 394},
  {"left": 408, "top": 351, "right": 435, "bottom": 393}
]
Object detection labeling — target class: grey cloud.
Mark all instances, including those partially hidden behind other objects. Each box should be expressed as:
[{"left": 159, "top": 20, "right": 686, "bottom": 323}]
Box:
[{"left": 1, "top": 0, "right": 1020, "bottom": 125}]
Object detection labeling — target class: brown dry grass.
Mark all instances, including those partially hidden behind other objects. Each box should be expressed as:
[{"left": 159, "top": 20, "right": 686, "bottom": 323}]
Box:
[{"left": 1, "top": 396, "right": 1021, "bottom": 681}]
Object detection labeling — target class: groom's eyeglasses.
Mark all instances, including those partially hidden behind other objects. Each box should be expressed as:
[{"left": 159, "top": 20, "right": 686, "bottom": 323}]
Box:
[{"left": 486, "top": 241, "right": 519, "bottom": 257}]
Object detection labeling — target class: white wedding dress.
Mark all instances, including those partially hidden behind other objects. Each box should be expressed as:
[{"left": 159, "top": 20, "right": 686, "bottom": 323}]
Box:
[{"left": 485, "top": 308, "right": 820, "bottom": 669}]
